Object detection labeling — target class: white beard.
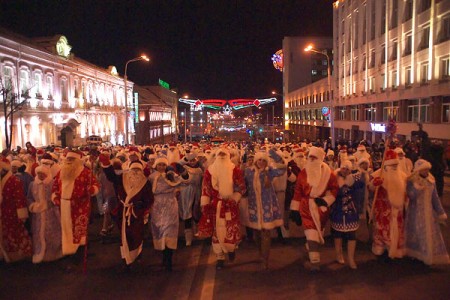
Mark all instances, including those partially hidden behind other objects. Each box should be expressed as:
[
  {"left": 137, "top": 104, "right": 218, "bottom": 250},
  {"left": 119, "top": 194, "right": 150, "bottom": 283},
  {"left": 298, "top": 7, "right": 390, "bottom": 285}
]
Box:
[
  {"left": 60, "top": 160, "right": 83, "bottom": 182},
  {"left": 382, "top": 167, "right": 406, "bottom": 209},
  {"left": 123, "top": 170, "right": 147, "bottom": 194},
  {"left": 305, "top": 159, "right": 322, "bottom": 188},
  {"left": 209, "top": 156, "right": 234, "bottom": 199}
]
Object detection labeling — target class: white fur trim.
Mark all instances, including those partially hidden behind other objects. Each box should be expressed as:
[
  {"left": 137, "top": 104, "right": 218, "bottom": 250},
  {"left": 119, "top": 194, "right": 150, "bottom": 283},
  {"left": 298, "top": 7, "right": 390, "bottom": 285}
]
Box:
[
  {"left": 231, "top": 192, "right": 242, "bottom": 202},
  {"left": 66, "top": 152, "right": 82, "bottom": 159},
  {"left": 17, "top": 207, "right": 29, "bottom": 219},
  {"left": 201, "top": 195, "right": 211, "bottom": 206},
  {"left": 290, "top": 200, "right": 300, "bottom": 210}
]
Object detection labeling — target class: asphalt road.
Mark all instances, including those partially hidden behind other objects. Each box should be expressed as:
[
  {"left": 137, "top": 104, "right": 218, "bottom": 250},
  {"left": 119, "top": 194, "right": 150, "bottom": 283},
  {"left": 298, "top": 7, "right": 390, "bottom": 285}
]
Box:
[{"left": 1, "top": 177, "right": 450, "bottom": 300}]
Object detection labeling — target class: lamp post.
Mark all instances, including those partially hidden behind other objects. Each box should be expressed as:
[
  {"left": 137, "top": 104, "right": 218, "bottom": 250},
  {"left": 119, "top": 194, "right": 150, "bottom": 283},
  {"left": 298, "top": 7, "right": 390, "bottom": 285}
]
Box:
[
  {"left": 124, "top": 54, "right": 149, "bottom": 145},
  {"left": 304, "top": 44, "right": 335, "bottom": 148}
]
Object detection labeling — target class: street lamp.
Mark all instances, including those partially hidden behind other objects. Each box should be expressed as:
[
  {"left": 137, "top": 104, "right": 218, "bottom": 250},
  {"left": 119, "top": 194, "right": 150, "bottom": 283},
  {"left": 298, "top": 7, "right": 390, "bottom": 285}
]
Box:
[
  {"left": 124, "top": 54, "right": 149, "bottom": 145},
  {"left": 304, "top": 44, "right": 335, "bottom": 148}
]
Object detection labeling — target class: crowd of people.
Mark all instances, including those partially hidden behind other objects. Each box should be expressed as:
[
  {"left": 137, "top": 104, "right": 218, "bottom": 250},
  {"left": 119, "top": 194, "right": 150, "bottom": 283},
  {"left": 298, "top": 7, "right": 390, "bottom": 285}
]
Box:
[{"left": 0, "top": 138, "right": 448, "bottom": 273}]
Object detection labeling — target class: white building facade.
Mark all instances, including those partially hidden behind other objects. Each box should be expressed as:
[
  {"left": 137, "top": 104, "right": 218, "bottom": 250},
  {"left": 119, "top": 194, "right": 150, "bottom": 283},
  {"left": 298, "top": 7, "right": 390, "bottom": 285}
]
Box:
[
  {"left": 285, "top": 0, "right": 450, "bottom": 144},
  {"left": 0, "top": 29, "right": 134, "bottom": 150}
]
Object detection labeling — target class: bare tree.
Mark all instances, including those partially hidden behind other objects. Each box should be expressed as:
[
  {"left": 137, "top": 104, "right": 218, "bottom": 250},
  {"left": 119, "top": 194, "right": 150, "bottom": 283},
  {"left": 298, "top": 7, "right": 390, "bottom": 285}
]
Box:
[{"left": 0, "top": 76, "right": 30, "bottom": 150}]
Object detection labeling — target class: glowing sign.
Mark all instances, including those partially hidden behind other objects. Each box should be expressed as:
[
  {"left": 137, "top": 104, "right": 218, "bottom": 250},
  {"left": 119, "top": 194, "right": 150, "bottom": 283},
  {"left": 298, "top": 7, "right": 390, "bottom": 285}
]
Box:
[
  {"left": 158, "top": 79, "right": 170, "bottom": 89},
  {"left": 370, "top": 123, "right": 386, "bottom": 132},
  {"left": 322, "top": 106, "right": 330, "bottom": 116},
  {"left": 56, "top": 36, "right": 72, "bottom": 58},
  {"left": 271, "top": 49, "right": 283, "bottom": 72}
]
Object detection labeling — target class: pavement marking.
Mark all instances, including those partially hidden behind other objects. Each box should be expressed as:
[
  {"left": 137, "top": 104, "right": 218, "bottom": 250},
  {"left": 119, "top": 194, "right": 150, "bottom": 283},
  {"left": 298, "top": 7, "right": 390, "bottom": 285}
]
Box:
[
  {"left": 199, "top": 248, "right": 216, "bottom": 300},
  {"left": 173, "top": 244, "right": 204, "bottom": 300}
]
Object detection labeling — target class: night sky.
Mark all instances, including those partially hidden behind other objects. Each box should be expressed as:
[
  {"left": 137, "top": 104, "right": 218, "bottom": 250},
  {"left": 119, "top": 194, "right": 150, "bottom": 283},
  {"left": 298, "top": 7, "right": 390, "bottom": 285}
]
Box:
[{"left": 0, "top": 0, "right": 333, "bottom": 100}]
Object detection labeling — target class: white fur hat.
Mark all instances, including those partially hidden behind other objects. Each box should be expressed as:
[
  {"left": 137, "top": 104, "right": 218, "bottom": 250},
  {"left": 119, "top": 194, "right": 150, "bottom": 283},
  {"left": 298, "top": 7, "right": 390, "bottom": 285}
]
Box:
[
  {"left": 308, "top": 146, "right": 325, "bottom": 161},
  {"left": 327, "top": 149, "right": 335, "bottom": 156},
  {"left": 414, "top": 159, "right": 432, "bottom": 172},
  {"left": 254, "top": 151, "right": 269, "bottom": 163},
  {"left": 153, "top": 156, "right": 169, "bottom": 168}
]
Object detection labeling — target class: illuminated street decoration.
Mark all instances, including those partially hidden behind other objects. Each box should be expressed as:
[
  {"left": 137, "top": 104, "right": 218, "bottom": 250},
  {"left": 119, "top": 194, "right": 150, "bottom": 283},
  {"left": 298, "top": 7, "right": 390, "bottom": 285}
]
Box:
[
  {"left": 321, "top": 106, "right": 330, "bottom": 116},
  {"left": 271, "top": 49, "right": 283, "bottom": 72},
  {"left": 178, "top": 97, "right": 276, "bottom": 111}
]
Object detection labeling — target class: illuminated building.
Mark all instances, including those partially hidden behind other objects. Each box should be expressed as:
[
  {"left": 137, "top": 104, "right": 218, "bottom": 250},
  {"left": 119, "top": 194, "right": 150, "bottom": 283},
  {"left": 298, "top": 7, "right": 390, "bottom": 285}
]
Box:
[
  {"left": 285, "top": 0, "right": 450, "bottom": 144},
  {"left": 0, "top": 28, "right": 134, "bottom": 150},
  {"left": 134, "top": 84, "right": 178, "bottom": 144}
]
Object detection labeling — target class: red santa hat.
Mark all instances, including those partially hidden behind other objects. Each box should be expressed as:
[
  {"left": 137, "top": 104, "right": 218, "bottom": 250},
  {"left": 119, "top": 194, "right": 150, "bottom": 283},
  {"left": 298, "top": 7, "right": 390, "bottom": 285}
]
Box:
[
  {"left": 169, "top": 142, "right": 177, "bottom": 149},
  {"left": 0, "top": 157, "right": 11, "bottom": 171},
  {"left": 308, "top": 146, "right": 325, "bottom": 161},
  {"left": 413, "top": 159, "right": 432, "bottom": 172},
  {"left": 66, "top": 150, "right": 83, "bottom": 160},
  {"left": 36, "top": 149, "right": 45, "bottom": 156},
  {"left": 40, "top": 153, "right": 54, "bottom": 165},
  {"left": 129, "top": 160, "right": 144, "bottom": 170},
  {"left": 339, "top": 145, "right": 347, "bottom": 153},
  {"left": 384, "top": 149, "right": 399, "bottom": 166}
]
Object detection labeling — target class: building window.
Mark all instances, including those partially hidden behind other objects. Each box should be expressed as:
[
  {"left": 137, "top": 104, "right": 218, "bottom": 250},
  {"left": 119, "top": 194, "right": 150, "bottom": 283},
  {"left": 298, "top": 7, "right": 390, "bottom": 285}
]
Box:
[
  {"left": 390, "top": 39, "right": 398, "bottom": 61},
  {"left": 60, "top": 78, "right": 68, "bottom": 101},
  {"left": 364, "top": 104, "right": 376, "bottom": 121},
  {"left": 381, "top": 73, "right": 387, "bottom": 90},
  {"left": 19, "top": 69, "right": 30, "bottom": 95},
  {"left": 369, "top": 76, "right": 375, "bottom": 93},
  {"left": 418, "top": 0, "right": 431, "bottom": 14},
  {"left": 407, "top": 99, "right": 430, "bottom": 123},
  {"left": 437, "top": 15, "right": 450, "bottom": 43},
  {"left": 34, "top": 73, "right": 42, "bottom": 97},
  {"left": 405, "top": 66, "right": 412, "bottom": 86},
  {"left": 383, "top": 101, "right": 399, "bottom": 121},
  {"left": 421, "top": 62, "right": 429, "bottom": 84},
  {"left": 390, "top": 0, "right": 398, "bottom": 29},
  {"left": 404, "top": 0, "right": 413, "bottom": 22},
  {"left": 362, "top": 3, "right": 367, "bottom": 44},
  {"left": 391, "top": 70, "right": 398, "bottom": 88},
  {"left": 3, "top": 66, "right": 13, "bottom": 90},
  {"left": 312, "top": 70, "right": 318, "bottom": 76},
  {"left": 380, "top": 44, "right": 386, "bottom": 65},
  {"left": 46, "top": 76, "right": 53, "bottom": 99},
  {"left": 418, "top": 25, "right": 430, "bottom": 50},
  {"left": 442, "top": 97, "right": 450, "bottom": 123},
  {"left": 370, "top": 49, "right": 375, "bottom": 68},
  {"left": 380, "top": 0, "right": 386, "bottom": 35},
  {"left": 339, "top": 107, "right": 346, "bottom": 121},
  {"left": 351, "top": 105, "right": 359, "bottom": 121},
  {"left": 370, "top": 0, "right": 376, "bottom": 40},
  {"left": 404, "top": 32, "right": 412, "bottom": 56},
  {"left": 441, "top": 56, "right": 450, "bottom": 79}
]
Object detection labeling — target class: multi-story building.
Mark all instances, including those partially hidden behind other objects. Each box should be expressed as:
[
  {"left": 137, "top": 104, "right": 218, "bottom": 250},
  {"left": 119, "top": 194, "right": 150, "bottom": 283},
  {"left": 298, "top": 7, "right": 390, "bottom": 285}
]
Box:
[
  {"left": 134, "top": 85, "right": 178, "bottom": 145},
  {"left": 0, "top": 28, "right": 133, "bottom": 150},
  {"left": 283, "top": 37, "right": 334, "bottom": 142},
  {"left": 285, "top": 0, "right": 450, "bottom": 144}
]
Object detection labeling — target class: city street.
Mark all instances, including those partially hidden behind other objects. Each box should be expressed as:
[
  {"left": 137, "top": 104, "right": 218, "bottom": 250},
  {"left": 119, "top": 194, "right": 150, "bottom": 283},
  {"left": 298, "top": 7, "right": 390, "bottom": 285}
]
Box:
[{"left": 1, "top": 177, "right": 450, "bottom": 300}]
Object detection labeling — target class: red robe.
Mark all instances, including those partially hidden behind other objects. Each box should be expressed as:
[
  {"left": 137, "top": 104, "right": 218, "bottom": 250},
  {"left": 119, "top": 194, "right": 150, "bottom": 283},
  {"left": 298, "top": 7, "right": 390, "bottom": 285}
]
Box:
[
  {"left": 291, "top": 164, "right": 338, "bottom": 243},
  {"left": 200, "top": 167, "right": 246, "bottom": 251},
  {"left": 52, "top": 167, "right": 100, "bottom": 255},
  {"left": 0, "top": 173, "right": 32, "bottom": 262},
  {"left": 372, "top": 186, "right": 405, "bottom": 258}
]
